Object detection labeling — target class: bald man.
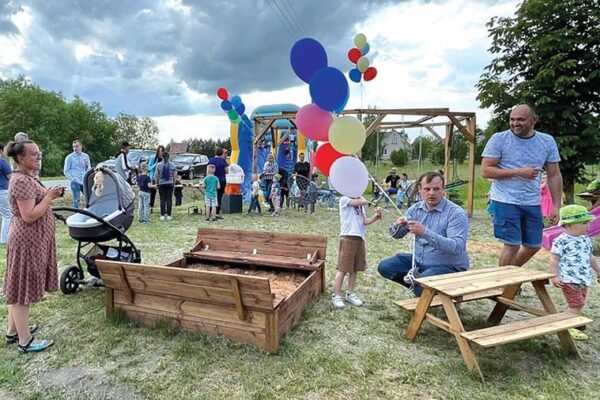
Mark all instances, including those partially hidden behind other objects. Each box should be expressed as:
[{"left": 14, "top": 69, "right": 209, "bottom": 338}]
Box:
[{"left": 481, "top": 104, "right": 563, "bottom": 267}]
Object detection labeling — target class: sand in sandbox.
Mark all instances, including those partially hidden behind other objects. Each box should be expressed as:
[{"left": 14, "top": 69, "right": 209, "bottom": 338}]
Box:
[{"left": 187, "top": 264, "right": 306, "bottom": 303}]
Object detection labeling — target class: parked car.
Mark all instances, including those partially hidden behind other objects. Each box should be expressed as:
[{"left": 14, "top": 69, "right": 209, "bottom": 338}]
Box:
[
  {"left": 96, "top": 149, "right": 154, "bottom": 184},
  {"left": 171, "top": 153, "right": 209, "bottom": 180}
]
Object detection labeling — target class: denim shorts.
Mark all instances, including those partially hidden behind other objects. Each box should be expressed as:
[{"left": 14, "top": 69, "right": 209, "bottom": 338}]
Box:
[{"left": 492, "top": 200, "right": 543, "bottom": 248}]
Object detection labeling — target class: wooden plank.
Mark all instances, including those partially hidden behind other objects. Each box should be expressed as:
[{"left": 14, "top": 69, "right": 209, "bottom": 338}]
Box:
[
  {"left": 118, "top": 265, "right": 134, "bottom": 304},
  {"left": 448, "top": 114, "right": 475, "bottom": 143},
  {"left": 230, "top": 278, "right": 246, "bottom": 321},
  {"left": 97, "top": 261, "right": 272, "bottom": 293},
  {"left": 113, "top": 290, "right": 267, "bottom": 328},
  {"left": 264, "top": 314, "right": 278, "bottom": 353},
  {"left": 185, "top": 251, "right": 321, "bottom": 271},
  {"left": 105, "top": 288, "right": 114, "bottom": 318},
  {"left": 405, "top": 287, "right": 435, "bottom": 341},
  {"left": 466, "top": 116, "right": 476, "bottom": 217},
  {"left": 462, "top": 313, "right": 592, "bottom": 348},
  {"left": 394, "top": 288, "right": 503, "bottom": 311},
  {"left": 117, "top": 307, "right": 269, "bottom": 351},
  {"left": 416, "top": 266, "right": 516, "bottom": 285},
  {"left": 196, "top": 228, "right": 327, "bottom": 250},
  {"left": 189, "top": 239, "right": 319, "bottom": 260},
  {"left": 104, "top": 272, "right": 275, "bottom": 311},
  {"left": 440, "top": 294, "right": 483, "bottom": 381},
  {"left": 495, "top": 297, "right": 549, "bottom": 317},
  {"left": 424, "top": 313, "right": 452, "bottom": 333},
  {"left": 275, "top": 270, "right": 322, "bottom": 341}
]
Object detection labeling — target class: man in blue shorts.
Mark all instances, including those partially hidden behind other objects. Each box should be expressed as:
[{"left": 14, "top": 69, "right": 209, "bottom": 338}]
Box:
[{"left": 481, "top": 104, "right": 563, "bottom": 267}]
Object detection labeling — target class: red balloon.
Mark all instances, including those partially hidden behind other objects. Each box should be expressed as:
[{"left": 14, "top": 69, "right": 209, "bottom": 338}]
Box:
[
  {"left": 216, "top": 87, "right": 229, "bottom": 100},
  {"left": 363, "top": 67, "right": 377, "bottom": 81},
  {"left": 314, "top": 143, "right": 344, "bottom": 177},
  {"left": 347, "top": 48, "right": 362, "bottom": 64}
]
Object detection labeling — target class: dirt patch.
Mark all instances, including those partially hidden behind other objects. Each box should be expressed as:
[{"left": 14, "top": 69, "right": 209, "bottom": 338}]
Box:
[
  {"left": 36, "top": 366, "right": 138, "bottom": 399},
  {"left": 468, "top": 241, "right": 551, "bottom": 262},
  {"left": 188, "top": 263, "right": 306, "bottom": 304}
]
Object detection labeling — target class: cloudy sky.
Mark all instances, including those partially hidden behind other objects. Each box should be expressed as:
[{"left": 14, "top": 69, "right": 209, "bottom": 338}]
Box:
[{"left": 0, "top": 0, "right": 519, "bottom": 143}]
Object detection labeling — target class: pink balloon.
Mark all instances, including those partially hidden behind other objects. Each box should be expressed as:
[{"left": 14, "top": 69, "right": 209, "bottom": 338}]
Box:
[
  {"left": 296, "top": 103, "right": 333, "bottom": 141},
  {"left": 329, "top": 156, "right": 369, "bottom": 198}
]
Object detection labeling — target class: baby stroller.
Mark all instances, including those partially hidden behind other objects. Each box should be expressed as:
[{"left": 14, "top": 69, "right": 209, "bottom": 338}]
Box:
[{"left": 53, "top": 167, "right": 141, "bottom": 294}]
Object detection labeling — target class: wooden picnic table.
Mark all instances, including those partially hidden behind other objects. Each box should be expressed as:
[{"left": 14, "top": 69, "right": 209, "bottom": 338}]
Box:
[{"left": 395, "top": 266, "right": 592, "bottom": 380}]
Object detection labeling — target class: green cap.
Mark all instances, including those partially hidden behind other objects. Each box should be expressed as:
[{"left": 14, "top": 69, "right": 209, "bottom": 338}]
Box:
[
  {"left": 558, "top": 204, "right": 594, "bottom": 226},
  {"left": 273, "top": 174, "right": 281, "bottom": 181}
]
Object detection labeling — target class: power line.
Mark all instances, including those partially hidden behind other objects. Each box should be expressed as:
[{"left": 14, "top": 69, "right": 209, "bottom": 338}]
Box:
[
  {"left": 265, "top": 0, "right": 297, "bottom": 40},
  {"left": 277, "top": 0, "right": 306, "bottom": 37},
  {"left": 268, "top": 0, "right": 302, "bottom": 38}
]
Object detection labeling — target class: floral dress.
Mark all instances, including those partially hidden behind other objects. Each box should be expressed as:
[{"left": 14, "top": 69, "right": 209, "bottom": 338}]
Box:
[{"left": 3, "top": 171, "right": 57, "bottom": 304}]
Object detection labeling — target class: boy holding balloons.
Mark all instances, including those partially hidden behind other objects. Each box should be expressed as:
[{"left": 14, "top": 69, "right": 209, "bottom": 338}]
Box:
[{"left": 332, "top": 196, "right": 382, "bottom": 308}]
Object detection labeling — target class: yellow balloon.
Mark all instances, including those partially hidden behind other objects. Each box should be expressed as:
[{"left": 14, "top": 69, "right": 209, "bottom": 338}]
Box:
[
  {"left": 357, "top": 56, "right": 370, "bottom": 73},
  {"left": 328, "top": 116, "right": 366, "bottom": 155},
  {"left": 354, "top": 33, "right": 367, "bottom": 49}
]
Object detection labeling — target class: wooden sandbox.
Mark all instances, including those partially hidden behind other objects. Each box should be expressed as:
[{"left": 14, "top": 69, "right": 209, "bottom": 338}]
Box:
[{"left": 96, "top": 228, "right": 327, "bottom": 353}]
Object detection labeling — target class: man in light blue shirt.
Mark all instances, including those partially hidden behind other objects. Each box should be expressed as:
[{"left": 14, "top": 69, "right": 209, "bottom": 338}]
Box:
[
  {"left": 378, "top": 171, "right": 469, "bottom": 296},
  {"left": 63, "top": 140, "right": 91, "bottom": 208},
  {"left": 481, "top": 104, "right": 562, "bottom": 267}
]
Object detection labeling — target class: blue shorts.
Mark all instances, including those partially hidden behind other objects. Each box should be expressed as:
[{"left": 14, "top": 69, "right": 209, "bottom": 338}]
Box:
[{"left": 492, "top": 200, "right": 543, "bottom": 248}]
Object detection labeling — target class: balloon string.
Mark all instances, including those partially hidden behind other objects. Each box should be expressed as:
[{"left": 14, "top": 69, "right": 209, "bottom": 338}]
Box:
[{"left": 368, "top": 174, "right": 404, "bottom": 217}]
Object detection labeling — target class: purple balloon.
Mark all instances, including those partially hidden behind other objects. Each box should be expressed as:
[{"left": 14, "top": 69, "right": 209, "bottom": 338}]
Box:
[
  {"left": 309, "top": 67, "right": 349, "bottom": 112},
  {"left": 290, "top": 38, "right": 328, "bottom": 84},
  {"left": 329, "top": 156, "right": 369, "bottom": 198}
]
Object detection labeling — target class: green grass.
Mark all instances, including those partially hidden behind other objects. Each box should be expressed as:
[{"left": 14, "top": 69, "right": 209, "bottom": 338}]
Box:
[{"left": 1, "top": 187, "right": 600, "bottom": 399}]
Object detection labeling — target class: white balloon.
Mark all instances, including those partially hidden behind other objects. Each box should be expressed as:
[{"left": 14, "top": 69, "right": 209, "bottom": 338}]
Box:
[{"left": 329, "top": 156, "right": 369, "bottom": 198}]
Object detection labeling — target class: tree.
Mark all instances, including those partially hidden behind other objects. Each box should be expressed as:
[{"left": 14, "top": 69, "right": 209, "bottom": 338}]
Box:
[
  {"left": 136, "top": 117, "right": 160, "bottom": 149},
  {"left": 360, "top": 111, "right": 386, "bottom": 162},
  {"left": 477, "top": 0, "right": 600, "bottom": 202},
  {"left": 411, "top": 134, "right": 435, "bottom": 162},
  {"left": 390, "top": 149, "right": 408, "bottom": 166}
]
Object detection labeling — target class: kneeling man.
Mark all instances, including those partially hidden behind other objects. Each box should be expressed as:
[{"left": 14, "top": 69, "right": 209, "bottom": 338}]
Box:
[{"left": 378, "top": 171, "right": 469, "bottom": 295}]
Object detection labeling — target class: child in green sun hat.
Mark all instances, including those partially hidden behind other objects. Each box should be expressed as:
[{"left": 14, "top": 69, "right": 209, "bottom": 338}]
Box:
[{"left": 549, "top": 204, "right": 600, "bottom": 341}]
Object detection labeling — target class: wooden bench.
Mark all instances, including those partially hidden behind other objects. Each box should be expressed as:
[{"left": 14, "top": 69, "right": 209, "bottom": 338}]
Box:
[
  {"left": 462, "top": 312, "right": 592, "bottom": 348},
  {"left": 394, "top": 288, "right": 503, "bottom": 312},
  {"left": 97, "top": 228, "right": 328, "bottom": 353}
]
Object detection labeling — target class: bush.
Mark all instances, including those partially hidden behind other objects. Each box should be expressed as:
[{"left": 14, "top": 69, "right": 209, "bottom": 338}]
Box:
[{"left": 390, "top": 149, "right": 408, "bottom": 166}]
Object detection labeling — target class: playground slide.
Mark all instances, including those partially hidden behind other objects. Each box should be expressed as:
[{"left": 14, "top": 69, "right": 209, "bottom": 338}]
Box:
[{"left": 541, "top": 206, "right": 600, "bottom": 250}]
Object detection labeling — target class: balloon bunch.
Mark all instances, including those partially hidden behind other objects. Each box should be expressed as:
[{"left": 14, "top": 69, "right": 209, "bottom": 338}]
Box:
[
  {"left": 217, "top": 87, "right": 247, "bottom": 124},
  {"left": 289, "top": 37, "right": 370, "bottom": 198},
  {"left": 347, "top": 33, "right": 377, "bottom": 83}
]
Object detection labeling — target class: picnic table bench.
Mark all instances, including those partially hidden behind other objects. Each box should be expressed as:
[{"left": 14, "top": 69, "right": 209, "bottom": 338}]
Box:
[{"left": 395, "top": 266, "right": 592, "bottom": 380}]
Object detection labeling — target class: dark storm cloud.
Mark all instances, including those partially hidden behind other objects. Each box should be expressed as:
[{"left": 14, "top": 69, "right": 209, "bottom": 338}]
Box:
[{"left": 3, "top": 0, "right": 394, "bottom": 115}]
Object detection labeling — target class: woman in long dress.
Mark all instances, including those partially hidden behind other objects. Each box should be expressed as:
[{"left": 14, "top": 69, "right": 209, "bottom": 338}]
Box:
[
  {"left": 540, "top": 172, "right": 553, "bottom": 218},
  {"left": 4, "top": 140, "right": 62, "bottom": 353}
]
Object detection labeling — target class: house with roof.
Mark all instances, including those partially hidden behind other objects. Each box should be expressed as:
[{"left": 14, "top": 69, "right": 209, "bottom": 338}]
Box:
[{"left": 380, "top": 129, "right": 411, "bottom": 160}]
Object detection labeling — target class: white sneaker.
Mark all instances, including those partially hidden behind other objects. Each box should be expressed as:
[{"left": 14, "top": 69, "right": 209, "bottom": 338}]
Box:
[
  {"left": 345, "top": 293, "right": 364, "bottom": 307},
  {"left": 331, "top": 294, "right": 345, "bottom": 308},
  {"left": 166, "top": 216, "right": 173, "bottom": 221},
  {"left": 159, "top": 216, "right": 165, "bottom": 221}
]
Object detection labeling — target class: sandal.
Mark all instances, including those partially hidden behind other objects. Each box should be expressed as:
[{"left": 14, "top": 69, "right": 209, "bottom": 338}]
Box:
[
  {"left": 17, "top": 336, "right": 54, "bottom": 353},
  {"left": 5, "top": 324, "right": 38, "bottom": 345}
]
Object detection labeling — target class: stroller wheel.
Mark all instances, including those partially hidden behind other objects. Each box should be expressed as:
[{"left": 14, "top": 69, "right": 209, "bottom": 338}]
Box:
[{"left": 60, "top": 266, "right": 81, "bottom": 294}]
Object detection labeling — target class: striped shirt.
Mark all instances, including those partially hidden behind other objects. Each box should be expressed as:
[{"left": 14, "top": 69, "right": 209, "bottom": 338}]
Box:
[{"left": 389, "top": 199, "right": 470, "bottom": 269}]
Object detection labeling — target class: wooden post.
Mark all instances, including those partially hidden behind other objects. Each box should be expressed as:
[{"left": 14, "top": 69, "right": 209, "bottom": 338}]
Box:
[
  {"left": 230, "top": 278, "right": 246, "bottom": 321},
  {"left": 440, "top": 295, "right": 484, "bottom": 381},
  {"left": 405, "top": 287, "right": 435, "bottom": 341},
  {"left": 467, "top": 117, "right": 476, "bottom": 217},
  {"left": 444, "top": 123, "right": 452, "bottom": 184}
]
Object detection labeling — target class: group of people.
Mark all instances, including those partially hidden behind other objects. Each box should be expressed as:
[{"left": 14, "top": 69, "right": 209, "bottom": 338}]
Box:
[
  {"left": 332, "top": 104, "right": 599, "bottom": 341},
  {"left": 372, "top": 168, "right": 411, "bottom": 208},
  {"left": 2, "top": 103, "right": 599, "bottom": 356}
]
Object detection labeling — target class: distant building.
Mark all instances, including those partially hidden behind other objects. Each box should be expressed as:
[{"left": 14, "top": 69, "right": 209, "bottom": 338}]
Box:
[
  {"left": 380, "top": 129, "right": 411, "bottom": 160},
  {"left": 169, "top": 140, "right": 187, "bottom": 155}
]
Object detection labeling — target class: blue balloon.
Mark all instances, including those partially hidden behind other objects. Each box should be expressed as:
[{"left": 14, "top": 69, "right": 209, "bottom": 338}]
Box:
[
  {"left": 231, "top": 95, "right": 242, "bottom": 108},
  {"left": 333, "top": 86, "right": 350, "bottom": 114},
  {"left": 236, "top": 103, "right": 246, "bottom": 116},
  {"left": 349, "top": 68, "right": 362, "bottom": 83},
  {"left": 290, "top": 38, "right": 328, "bottom": 84},
  {"left": 221, "top": 100, "right": 232, "bottom": 111},
  {"left": 309, "top": 67, "right": 349, "bottom": 112},
  {"left": 361, "top": 43, "right": 370, "bottom": 56}
]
